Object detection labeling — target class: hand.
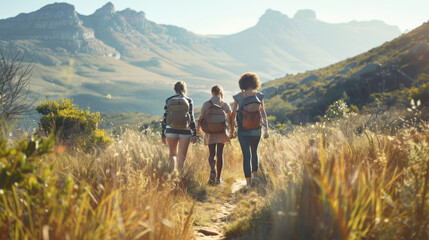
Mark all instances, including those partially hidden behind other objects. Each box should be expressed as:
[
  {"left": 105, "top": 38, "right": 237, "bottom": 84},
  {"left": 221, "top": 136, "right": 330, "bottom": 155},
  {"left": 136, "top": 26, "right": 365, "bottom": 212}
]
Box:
[
  {"left": 191, "top": 137, "right": 197, "bottom": 144},
  {"left": 162, "top": 138, "right": 167, "bottom": 144},
  {"left": 196, "top": 129, "right": 201, "bottom": 136},
  {"left": 263, "top": 130, "right": 269, "bottom": 139},
  {"left": 229, "top": 131, "right": 235, "bottom": 139}
]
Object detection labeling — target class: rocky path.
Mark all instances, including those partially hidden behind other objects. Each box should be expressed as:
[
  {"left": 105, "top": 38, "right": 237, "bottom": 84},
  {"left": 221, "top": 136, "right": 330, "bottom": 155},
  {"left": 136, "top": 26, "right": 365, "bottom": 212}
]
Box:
[{"left": 195, "top": 179, "right": 247, "bottom": 240}]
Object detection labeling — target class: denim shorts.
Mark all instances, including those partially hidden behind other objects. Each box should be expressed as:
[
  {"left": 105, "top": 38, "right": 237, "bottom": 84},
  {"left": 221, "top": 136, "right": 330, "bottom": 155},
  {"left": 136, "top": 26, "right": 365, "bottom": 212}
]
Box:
[{"left": 165, "top": 133, "right": 192, "bottom": 139}]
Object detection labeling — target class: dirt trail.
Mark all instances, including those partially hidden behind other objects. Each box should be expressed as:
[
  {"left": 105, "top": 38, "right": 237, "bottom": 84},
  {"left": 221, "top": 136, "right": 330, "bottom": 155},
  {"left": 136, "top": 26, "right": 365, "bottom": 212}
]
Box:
[{"left": 195, "top": 179, "right": 247, "bottom": 240}]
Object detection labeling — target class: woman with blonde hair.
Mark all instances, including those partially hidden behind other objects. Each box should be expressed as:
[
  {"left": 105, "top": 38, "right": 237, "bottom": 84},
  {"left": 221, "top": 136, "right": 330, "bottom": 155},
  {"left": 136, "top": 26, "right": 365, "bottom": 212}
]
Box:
[
  {"left": 162, "top": 81, "right": 197, "bottom": 171},
  {"left": 231, "top": 73, "right": 269, "bottom": 189},
  {"left": 197, "top": 85, "right": 233, "bottom": 184}
]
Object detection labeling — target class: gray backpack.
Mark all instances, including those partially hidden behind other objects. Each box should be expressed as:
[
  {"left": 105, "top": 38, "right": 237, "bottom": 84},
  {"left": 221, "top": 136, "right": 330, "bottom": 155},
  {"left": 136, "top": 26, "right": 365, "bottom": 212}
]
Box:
[
  {"left": 201, "top": 101, "right": 227, "bottom": 134},
  {"left": 166, "top": 96, "right": 190, "bottom": 130}
]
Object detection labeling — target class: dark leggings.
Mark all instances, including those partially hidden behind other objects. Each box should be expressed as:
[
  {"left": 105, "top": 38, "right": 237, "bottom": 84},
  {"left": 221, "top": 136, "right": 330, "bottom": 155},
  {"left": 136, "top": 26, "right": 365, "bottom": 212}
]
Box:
[
  {"left": 238, "top": 134, "right": 261, "bottom": 178},
  {"left": 208, "top": 143, "right": 225, "bottom": 178}
]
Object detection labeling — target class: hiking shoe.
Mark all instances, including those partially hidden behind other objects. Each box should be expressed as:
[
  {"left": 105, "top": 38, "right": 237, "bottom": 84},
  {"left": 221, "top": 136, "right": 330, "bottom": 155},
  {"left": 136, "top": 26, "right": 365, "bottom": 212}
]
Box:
[
  {"left": 208, "top": 169, "right": 216, "bottom": 185},
  {"left": 215, "top": 178, "right": 224, "bottom": 185},
  {"left": 251, "top": 176, "right": 260, "bottom": 186},
  {"left": 244, "top": 185, "right": 252, "bottom": 190}
]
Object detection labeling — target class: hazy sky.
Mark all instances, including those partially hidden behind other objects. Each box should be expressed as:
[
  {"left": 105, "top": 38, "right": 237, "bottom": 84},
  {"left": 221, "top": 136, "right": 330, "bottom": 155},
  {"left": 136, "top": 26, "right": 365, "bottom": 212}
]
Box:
[{"left": 1, "top": 0, "right": 428, "bottom": 34}]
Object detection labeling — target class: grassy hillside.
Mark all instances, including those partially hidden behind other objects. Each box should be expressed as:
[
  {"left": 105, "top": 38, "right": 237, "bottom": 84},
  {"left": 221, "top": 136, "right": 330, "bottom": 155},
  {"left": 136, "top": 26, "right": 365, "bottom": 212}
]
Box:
[
  {"left": 2, "top": 107, "right": 428, "bottom": 239},
  {"left": 262, "top": 21, "right": 429, "bottom": 124},
  {"left": 100, "top": 112, "right": 161, "bottom": 129},
  {"left": 13, "top": 51, "right": 219, "bottom": 115}
]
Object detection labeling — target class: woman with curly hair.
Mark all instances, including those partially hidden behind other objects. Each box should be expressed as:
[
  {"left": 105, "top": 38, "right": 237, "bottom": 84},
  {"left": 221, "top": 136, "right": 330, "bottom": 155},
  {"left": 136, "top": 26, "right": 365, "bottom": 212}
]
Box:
[{"left": 231, "top": 72, "right": 269, "bottom": 189}]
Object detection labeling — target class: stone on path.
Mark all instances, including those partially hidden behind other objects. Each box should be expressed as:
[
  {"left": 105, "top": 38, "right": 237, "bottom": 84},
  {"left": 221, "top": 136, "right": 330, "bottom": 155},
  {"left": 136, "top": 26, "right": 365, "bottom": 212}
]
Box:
[
  {"left": 195, "top": 179, "right": 248, "bottom": 240},
  {"left": 231, "top": 179, "right": 247, "bottom": 193}
]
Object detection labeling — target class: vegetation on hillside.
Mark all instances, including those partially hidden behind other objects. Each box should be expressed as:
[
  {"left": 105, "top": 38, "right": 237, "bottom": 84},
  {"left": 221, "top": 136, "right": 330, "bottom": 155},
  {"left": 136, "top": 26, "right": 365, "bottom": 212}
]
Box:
[
  {"left": 100, "top": 112, "right": 161, "bottom": 130},
  {"left": 223, "top": 104, "right": 429, "bottom": 239},
  {"left": 2, "top": 97, "right": 429, "bottom": 239},
  {"left": 263, "top": 21, "right": 429, "bottom": 124},
  {"left": 36, "top": 99, "right": 112, "bottom": 151},
  {"left": 0, "top": 51, "right": 34, "bottom": 120}
]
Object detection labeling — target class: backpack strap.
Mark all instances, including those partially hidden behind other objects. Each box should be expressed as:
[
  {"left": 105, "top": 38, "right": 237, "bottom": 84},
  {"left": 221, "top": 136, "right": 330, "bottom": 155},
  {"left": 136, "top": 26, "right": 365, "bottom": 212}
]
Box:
[{"left": 209, "top": 100, "right": 223, "bottom": 108}]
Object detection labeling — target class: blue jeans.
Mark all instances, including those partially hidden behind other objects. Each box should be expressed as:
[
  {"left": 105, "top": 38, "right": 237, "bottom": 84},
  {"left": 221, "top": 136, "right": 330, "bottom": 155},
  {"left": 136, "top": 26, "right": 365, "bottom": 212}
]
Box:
[{"left": 238, "top": 134, "right": 261, "bottom": 178}]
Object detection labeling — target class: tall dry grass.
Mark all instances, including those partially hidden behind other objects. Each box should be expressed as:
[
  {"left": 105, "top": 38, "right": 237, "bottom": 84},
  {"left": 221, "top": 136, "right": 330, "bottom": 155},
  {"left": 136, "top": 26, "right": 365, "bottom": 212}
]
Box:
[
  {"left": 257, "top": 111, "right": 429, "bottom": 239},
  {"left": 2, "top": 108, "right": 428, "bottom": 239},
  {"left": 0, "top": 127, "right": 245, "bottom": 239}
]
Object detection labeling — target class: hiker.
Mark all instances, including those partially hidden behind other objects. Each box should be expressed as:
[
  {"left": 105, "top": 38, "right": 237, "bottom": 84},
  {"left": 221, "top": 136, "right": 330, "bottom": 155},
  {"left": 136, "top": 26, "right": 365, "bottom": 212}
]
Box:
[
  {"left": 162, "top": 81, "right": 197, "bottom": 171},
  {"left": 196, "top": 85, "right": 233, "bottom": 185},
  {"left": 231, "top": 72, "right": 269, "bottom": 189}
]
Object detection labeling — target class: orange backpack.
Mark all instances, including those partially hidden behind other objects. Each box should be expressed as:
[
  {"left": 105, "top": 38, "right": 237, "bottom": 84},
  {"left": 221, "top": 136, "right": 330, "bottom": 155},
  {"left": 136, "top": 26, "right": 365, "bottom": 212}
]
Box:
[{"left": 240, "top": 92, "right": 262, "bottom": 130}]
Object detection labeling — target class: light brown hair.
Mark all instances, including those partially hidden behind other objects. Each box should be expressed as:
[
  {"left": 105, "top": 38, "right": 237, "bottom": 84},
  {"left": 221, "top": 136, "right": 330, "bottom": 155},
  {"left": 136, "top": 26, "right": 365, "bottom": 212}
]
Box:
[
  {"left": 211, "top": 85, "right": 224, "bottom": 99},
  {"left": 174, "top": 81, "right": 187, "bottom": 95},
  {"left": 239, "top": 72, "right": 261, "bottom": 91}
]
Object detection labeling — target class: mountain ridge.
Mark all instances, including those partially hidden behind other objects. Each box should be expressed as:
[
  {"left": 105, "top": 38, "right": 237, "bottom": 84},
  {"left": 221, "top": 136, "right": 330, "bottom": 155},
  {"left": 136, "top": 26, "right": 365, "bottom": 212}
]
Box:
[
  {"left": 262, "top": 21, "right": 429, "bottom": 124},
  {"left": 0, "top": 2, "right": 402, "bottom": 115}
]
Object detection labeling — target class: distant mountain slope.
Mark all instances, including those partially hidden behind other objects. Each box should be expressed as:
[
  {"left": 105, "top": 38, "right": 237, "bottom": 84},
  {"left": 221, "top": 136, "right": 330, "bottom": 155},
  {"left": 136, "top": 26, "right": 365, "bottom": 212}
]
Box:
[
  {"left": 212, "top": 9, "right": 401, "bottom": 77},
  {"left": 262, "top": 21, "right": 429, "bottom": 124},
  {"left": 0, "top": 2, "right": 401, "bottom": 115},
  {"left": 0, "top": 3, "right": 119, "bottom": 57}
]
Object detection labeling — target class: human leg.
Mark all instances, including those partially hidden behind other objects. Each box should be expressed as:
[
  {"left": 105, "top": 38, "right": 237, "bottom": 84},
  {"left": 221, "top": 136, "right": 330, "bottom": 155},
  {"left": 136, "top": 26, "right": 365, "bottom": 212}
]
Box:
[
  {"left": 167, "top": 137, "right": 179, "bottom": 169},
  {"left": 208, "top": 143, "right": 217, "bottom": 184},
  {"left": 250, "top": 135, "right": 261, "bottom": 183},
  {"left": 216, "top": 143, "right": 225, "bottom": 178},
  {"left": 177, "top": 137, "right": 191, "bottom": 171},
  {"left": 208, "top": 144, "right": 216, "bottom": 169},
  {"left": 238, "top": 134, "right": 252, "bottom": 185}
]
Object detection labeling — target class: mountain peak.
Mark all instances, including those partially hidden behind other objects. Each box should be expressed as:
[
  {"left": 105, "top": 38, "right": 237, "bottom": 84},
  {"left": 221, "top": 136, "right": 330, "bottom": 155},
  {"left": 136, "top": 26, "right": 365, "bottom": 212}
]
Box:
[
  {"left": 258, "top": 9, "right": 290, "bottom": 25},
  {"left": 94, "top": 2, "right": 115, "bottom": 16},
  {"left": 294, "top": 9, "right": 316, "bottom": 20},
  {"left": 38, "top": 2, "right": 75, "bottom": 13}
]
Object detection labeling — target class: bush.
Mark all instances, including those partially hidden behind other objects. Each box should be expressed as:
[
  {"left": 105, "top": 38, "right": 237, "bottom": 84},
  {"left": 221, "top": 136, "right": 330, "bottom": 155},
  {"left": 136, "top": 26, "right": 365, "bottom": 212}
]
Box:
[
  {"left": 324, "top": 99, "right": 350, "bottom": 121},
  {"left": 0, "top": 135, "right": 54, "bottom": 190},
  {"left": 36, "top": 99, "right": 112, "bottom": 151}
]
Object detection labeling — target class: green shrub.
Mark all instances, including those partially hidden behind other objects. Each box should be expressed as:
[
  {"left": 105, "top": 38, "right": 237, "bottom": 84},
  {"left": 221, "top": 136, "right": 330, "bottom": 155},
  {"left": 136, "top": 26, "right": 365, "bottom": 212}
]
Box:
[
  {"left": 324, "top": 99, "right": 350, "bottom": 121},
  {"left": 36, "top": 99, "right": 112, "bottom": 151},
  {"left": 0, "top": 136, "right": 54, "bottom": 190},
  {"left": 410, "top": 82, "right": 429, "bottom": 105}
]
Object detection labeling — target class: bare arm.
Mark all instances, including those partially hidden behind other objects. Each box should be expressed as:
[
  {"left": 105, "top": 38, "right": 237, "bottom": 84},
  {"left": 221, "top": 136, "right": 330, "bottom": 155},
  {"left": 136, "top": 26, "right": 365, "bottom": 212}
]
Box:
[
  {"left": 227, "top": 112, "right": 233, "bottom": 135},
  {"left": 230, "top": 100, "right": 238, "bottom": 138},
  {"left": 196, "top": 111, "right": 205, "bottom": 135},
  {"left": 261, "top": 99, "right": 269, "bottom": 138},
  {"left": 231, "top": 100, "right": 238, "bottom": 126}
]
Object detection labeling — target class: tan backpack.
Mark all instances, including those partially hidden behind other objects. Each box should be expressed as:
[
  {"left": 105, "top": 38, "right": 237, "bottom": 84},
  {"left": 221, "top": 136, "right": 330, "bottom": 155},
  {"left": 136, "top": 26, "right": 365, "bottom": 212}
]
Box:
[
  {"left": 166, "top": 96, "right": 190, "bottom": 130},
  {"left": 201, "top": 101, "right": 227, "bottom": 134},
  {"left": 240, "top": 92, "right": 262, "bottom": 130}
]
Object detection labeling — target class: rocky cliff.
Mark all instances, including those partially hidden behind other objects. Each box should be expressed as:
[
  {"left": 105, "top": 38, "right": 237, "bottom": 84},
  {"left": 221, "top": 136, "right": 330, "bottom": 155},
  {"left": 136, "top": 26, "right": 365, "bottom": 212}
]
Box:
[
  {"left": 0, "top": 2, "right": 407, "bottom": 115},
  {"left": 0, "top": 3, "right": 119, "bottom": 58}
]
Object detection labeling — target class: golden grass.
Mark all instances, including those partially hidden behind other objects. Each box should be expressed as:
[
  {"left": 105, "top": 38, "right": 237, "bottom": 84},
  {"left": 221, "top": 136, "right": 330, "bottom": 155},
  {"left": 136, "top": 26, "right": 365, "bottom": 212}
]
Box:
[{"left": 2, "top": 111, "right": 429, "bottom": 239}]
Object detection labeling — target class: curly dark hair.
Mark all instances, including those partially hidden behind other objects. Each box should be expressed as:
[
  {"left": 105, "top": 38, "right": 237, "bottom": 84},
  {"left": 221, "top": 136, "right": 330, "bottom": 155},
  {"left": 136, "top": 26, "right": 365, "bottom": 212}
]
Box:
[
  {"left": 239, "top": 72, "right": 261, "bottom": 91},
  {"left": 174, "top": 81, "right": 187, "bottom": 94}
]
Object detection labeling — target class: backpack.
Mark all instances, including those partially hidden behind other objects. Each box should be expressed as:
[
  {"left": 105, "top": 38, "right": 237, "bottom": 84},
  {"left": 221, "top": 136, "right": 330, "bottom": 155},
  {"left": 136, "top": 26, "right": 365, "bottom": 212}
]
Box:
[
  {"left": 239, "top": 92, "right": 262, "bottom": 130},
  {"left": 166, "top": 95, "right": 190, "bottom": 130},
  {"left": 201, "top": 101, "right": 227, "bottom": 134}
]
